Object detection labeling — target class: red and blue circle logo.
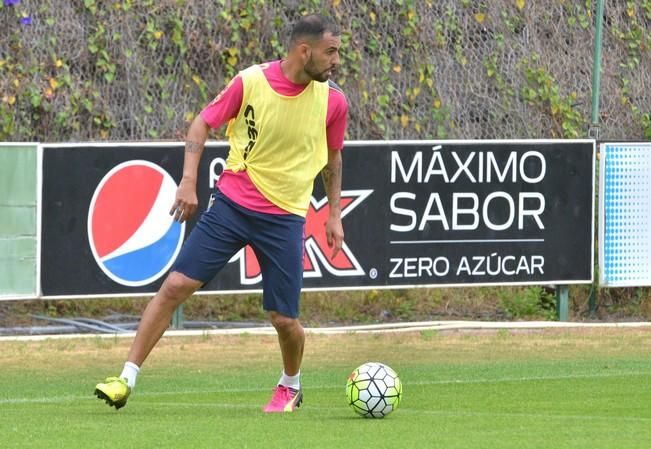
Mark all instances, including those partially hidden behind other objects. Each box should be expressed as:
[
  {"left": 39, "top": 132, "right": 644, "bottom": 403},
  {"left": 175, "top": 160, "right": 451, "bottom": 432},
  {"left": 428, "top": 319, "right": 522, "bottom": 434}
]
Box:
[{"left": 88, "top": 160, "right": 185, "bottom": 287}]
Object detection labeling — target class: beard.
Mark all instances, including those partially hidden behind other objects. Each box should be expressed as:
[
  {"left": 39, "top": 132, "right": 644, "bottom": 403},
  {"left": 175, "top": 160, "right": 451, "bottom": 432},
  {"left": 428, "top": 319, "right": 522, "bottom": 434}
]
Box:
[{"left": 304, "top": 56, "right": 331, "bottom": 82}]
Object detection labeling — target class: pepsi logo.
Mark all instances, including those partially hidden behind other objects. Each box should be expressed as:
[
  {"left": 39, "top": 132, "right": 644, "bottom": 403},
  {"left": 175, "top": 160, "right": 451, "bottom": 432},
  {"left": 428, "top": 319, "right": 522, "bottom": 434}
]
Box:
[{"left": 87, "top": 160, "right": 185, "bottom": 287}]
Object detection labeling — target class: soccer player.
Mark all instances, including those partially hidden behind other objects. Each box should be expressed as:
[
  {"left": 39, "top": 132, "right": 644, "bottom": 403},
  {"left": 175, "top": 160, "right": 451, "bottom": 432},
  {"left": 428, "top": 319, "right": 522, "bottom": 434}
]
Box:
[{"left": 94, "top": 13, "right": 348, "bottom": 413}]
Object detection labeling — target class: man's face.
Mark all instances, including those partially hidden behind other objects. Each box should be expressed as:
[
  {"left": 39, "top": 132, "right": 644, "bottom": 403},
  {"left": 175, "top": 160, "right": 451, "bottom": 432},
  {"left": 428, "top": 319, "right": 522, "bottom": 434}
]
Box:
[{"left": 303, "top": 32, "right": 342, "bottom": 82}]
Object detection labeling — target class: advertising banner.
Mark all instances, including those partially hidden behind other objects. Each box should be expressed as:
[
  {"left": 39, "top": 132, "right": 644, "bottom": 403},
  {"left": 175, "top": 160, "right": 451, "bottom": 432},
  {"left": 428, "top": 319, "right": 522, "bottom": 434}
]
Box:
[
  {"left": 599, "top": 142, "right": 651, "bottom": 287},
  {"left": 40, "top": 140, "right": 595, "bottom": 297},
  {"left": 0, "top": 143, "right": 39, "bottom": 299}
]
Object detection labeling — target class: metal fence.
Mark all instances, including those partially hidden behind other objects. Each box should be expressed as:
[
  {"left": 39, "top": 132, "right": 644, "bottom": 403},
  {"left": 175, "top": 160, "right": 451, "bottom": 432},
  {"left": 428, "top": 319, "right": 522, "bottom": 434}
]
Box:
[{"left": 1, "top": 0, "right": 649, "bottom": 142}]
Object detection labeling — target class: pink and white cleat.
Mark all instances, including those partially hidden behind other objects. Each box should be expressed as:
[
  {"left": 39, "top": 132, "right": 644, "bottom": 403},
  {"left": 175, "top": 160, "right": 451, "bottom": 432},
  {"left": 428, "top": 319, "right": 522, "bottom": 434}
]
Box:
[{"left": 263, "top": 385, "right": 303, "bottom": 413}]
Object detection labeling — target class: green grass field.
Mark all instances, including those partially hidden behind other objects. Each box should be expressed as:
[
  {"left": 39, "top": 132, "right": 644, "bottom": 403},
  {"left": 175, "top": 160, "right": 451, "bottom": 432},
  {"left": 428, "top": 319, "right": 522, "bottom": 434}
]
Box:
[{"left": 1, "top": 327, "right": 651, "bottom": 449}]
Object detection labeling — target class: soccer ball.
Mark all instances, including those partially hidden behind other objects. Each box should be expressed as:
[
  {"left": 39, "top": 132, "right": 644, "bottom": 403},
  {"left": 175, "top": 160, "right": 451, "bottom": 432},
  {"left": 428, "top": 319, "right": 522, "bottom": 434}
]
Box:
[{"left": 346, "top": 362, "right": 402, "bottom": 418}]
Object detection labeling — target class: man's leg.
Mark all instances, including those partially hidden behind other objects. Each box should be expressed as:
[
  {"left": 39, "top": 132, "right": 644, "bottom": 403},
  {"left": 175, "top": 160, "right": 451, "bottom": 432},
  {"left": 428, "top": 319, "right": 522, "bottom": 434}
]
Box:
[
  {"left": 95, "top": 191, "right": 246, "bottom": 409},
  {"left": 262, "top": 311, "right": 305, "bottom": 412},
  {"left": 252, "top": 213, "right": 306, "bottom": 413},
  {"left": 127, "top": 271, "right": 203, "bottom": 366},
  {"left": 269, "top": 311, "right": 305, "bottom": 377},
  {"left": 94, "top": 271, "right": 201, "bottom": 409}
]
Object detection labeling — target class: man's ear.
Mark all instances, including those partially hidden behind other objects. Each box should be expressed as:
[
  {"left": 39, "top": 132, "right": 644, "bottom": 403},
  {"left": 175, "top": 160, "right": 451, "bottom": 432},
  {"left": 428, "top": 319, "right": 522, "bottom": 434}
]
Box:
[{"left": 298, "top": 43, "right": 312, "bottom": 63}]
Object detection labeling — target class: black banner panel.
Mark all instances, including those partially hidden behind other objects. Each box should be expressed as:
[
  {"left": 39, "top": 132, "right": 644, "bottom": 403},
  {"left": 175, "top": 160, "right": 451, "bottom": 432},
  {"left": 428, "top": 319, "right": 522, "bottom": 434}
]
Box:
[{"left": 40, "top": 140, "right": 594, "bottom": 297}]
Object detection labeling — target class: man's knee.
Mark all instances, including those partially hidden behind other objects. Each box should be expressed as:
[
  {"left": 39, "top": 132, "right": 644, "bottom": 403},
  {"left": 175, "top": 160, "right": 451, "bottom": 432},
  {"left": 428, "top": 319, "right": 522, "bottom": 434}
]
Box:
[
  {"left": 269, "top": 311, "right": 301, "bottom": 334},
  {"left": 159, "top": 271, "right": 202, "bottom": 305}
]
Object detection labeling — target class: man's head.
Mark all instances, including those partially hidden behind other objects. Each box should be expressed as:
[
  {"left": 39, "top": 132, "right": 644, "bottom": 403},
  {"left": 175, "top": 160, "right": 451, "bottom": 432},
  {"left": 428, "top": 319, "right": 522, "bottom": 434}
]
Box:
[{"left": 288, "top": 14, "right": 342, "bottom": 83}]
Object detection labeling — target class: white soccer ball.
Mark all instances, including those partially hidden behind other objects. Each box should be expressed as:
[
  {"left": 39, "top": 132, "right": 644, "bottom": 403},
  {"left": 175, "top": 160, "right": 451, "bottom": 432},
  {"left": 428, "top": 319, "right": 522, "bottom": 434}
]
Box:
[{"left": 346, "top": 362, "right": 402, "bottom": 418}]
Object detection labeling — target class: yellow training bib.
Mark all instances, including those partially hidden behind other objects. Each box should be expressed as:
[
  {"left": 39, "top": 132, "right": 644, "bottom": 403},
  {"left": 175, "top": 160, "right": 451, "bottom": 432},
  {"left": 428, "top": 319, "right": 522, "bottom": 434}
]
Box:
[{"left": 225, "top": 64, "right": 329, "bottom": 216}]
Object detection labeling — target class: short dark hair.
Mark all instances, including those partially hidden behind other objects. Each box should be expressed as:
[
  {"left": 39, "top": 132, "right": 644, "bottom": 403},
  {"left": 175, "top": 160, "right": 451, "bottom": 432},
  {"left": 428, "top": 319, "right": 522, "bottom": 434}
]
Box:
[{"left": 289, "top": 14, "right": 341, "bottom": 46}]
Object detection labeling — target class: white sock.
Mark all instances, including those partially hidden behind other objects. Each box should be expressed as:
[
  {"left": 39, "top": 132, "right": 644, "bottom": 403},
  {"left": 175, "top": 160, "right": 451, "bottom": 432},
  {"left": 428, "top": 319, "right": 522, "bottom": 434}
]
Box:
[
  {"left": 120, "top": 361, "right": 140, "bottom": 389},
  {"left": 278, "top": 371, "right": 301, "bottom": 390}
]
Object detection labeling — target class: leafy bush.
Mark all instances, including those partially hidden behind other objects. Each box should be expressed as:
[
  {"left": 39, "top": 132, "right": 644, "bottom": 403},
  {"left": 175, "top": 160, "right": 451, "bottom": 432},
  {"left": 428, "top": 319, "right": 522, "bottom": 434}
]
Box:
[
  {"left": 498, "top": 286, "right": 556, "bottom": 320},
  {"left": 1, "top": 0, "right": 649, "bottom": 142}
]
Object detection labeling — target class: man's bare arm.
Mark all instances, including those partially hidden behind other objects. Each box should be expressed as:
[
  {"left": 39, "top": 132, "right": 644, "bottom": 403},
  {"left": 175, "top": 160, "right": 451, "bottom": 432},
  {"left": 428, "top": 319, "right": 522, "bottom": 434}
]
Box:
[
  {"left": 321, "top": 148, "right": 344, "bottom": 258},
  {"left": 170, "top": 115, "right": 211, "bottom": 222}
]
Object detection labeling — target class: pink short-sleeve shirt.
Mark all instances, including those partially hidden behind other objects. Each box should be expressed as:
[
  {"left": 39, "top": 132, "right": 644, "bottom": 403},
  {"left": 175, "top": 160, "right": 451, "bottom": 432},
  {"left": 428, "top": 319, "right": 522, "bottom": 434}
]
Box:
[{"left": 200, "top": 60, "right": 348, "bottom": 214}]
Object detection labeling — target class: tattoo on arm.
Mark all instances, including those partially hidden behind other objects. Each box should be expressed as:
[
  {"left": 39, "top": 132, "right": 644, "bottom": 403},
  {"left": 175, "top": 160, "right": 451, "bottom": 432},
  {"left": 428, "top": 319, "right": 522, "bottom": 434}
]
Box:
[
  {"left": 322, "top": 156, "right": 342, "bottom": 210},
  {"left": 322, "top": 166, "right": 333, "bottom": 188},
  {"left": 185, "top": 140, "right": 204, "bottom": 153}
]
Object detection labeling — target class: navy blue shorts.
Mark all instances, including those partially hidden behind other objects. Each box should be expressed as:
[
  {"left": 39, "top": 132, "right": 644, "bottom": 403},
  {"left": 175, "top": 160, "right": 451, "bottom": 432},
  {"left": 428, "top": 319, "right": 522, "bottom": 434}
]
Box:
[{"left": 171, "top": 191, "right": 305, "bottom": 318}]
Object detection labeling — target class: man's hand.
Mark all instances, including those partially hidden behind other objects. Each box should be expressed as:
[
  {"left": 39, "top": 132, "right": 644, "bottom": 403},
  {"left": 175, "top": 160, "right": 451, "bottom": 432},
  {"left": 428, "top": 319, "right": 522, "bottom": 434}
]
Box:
[
  {"left": 325, "top": 215, "right": 344, "bottom": 259},
  {"left": 169, "top": 178, "right": 198, "bottom": 223}
]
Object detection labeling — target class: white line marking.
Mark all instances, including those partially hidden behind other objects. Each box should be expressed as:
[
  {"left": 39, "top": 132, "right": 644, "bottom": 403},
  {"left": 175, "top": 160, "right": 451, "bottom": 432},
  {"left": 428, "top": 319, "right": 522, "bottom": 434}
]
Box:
[{"left": 2, "top": 370, "right": 649, "bottom": 405}]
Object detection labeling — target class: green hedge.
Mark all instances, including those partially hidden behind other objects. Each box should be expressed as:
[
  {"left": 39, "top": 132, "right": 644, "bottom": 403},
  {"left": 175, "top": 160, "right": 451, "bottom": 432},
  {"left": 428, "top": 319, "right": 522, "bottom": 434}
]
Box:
[{"left": 1, "top": 0, "right": 650, "bottom": 142}]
